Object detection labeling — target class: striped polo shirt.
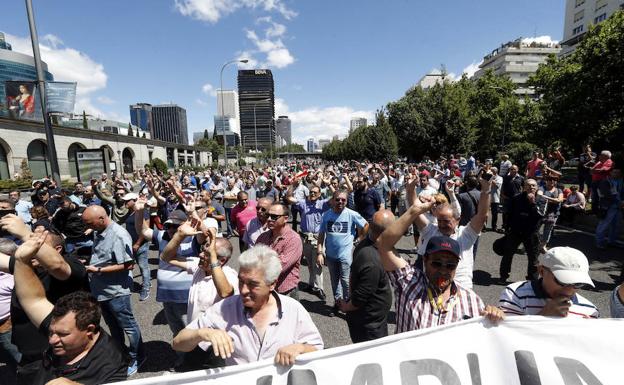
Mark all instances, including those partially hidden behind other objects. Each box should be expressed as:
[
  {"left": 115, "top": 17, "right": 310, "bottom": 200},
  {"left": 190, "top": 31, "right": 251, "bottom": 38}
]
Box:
[
  {"left": 388, "top": 265, "right": 484, "bottom": 333},
  {"left": 498, "top": 280, "right": 599, "bottom": 318},
  {"left": 154, "top": 229, "right": 200, "bottom": 303}
]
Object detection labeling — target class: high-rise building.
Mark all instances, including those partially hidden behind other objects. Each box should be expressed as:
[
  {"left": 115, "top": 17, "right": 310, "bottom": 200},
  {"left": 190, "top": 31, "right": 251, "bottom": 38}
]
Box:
[
  {"left": 307, "top": 138, "right": 315, "bottom": 153},
  {"left": 151, "top": 104, "right": 188, "bottom": 144},
  {"left": 332, "top": 135, "right": 340, "bottom": 141},
  {"left": 275, "top": 115, "right": 291, "bottom": 146},
  {"left": 238, "top": 69, "right": 275, "bottom": 152},
  {"left": 417, "top": 70, "right": 450, "bottom": 88},
  {"left": 0, "top": 32, "right": 54, "bottom": 114},
  {"left": 561, "top": 0, "right": 624, "bottom": 56},
  {"left": 349, "top": 117, "right": 367, "bottom": 133},
  {"left": 318, "top": 139, "right": 330, "bottom": 149},
  {"left": 216, "top": 89, "right": 240, "bottom": 136},
  {"left": 473, "top": 37, "right": 561, "bottom": 98},
  {"left": 129, "top": 103, "right": 152, "bottom": 135}
]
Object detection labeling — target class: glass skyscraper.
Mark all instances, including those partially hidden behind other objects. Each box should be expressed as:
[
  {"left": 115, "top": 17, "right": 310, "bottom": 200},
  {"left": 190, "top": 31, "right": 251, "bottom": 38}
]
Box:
[
  {"left": 130, "top": 103, "right": 153, "bottom": 134},
  {"left": 238, "top": 69, "right": 275, "bottom": 152}
]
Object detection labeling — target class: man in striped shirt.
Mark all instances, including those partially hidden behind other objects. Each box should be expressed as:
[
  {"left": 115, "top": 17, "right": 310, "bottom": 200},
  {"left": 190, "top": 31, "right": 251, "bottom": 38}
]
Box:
[
  {"left": 378, "top": 199, "right": 503, "bottom": 332},
  {"left": 498, "top": 247, "right": 599, "bottom": 318}
]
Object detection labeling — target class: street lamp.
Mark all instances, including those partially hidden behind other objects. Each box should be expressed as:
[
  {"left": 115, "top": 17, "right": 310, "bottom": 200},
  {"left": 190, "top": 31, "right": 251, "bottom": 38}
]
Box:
[
  {"left": 252, "top": 98, "right": 271, "bottom": 154},
  {"left": 220, "top": 59, "right": 248, "bottom": 167}
]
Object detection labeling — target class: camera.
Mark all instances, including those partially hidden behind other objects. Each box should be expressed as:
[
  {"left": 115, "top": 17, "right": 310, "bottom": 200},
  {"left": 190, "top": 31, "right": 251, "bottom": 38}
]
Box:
[{"left": 482, "top": 172, "right": 493, "bottom": 181}]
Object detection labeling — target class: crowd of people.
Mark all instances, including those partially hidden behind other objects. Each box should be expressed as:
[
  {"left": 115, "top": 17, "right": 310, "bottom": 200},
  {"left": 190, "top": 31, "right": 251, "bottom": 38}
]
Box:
[{"left": 0, "top": 147, "right": 622, "bottom": 384}]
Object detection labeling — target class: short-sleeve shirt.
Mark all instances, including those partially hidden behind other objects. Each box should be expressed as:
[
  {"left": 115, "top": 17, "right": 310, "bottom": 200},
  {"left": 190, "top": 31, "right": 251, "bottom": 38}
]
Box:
[
  {"left": 319, "top": 208, "right": 367, "bottom": 262},
  {"left": 0, "top": 272, "right": 14, "bottom": 321},
  {"left": 417, "top": 222, "right": 478, "bottom": 289},
  {"left": 230, "top": 201, "right": 257, "bottom": 235},
  {"left": 256, "top": 227, "right": 303, "bottom": 293},
  {"left": 153, "top": 229, "right": 200, "bottom": 303},
  {"left": 526, "top": 159, "right": 543, "bottom": 177},
  {"left": 354, "top": 188, "right": 381, "bottom": 221},
  {"left": 296, "top": 198, "right": 330, "bottom": 234},
  {"left": 186, "top": 292, "right": 324, "bottom": 366},
  {"left": 388, "top": 264, "right": 484, "bottom": 333},
  {"left": 89, "top": 222, "right": 134, "bottom": 301},
  {"left": 186, "top": 264, "right": 239, "bottom": 322},
  {"left": 499, "top": 280, "right": 599, "bottom": 318}
]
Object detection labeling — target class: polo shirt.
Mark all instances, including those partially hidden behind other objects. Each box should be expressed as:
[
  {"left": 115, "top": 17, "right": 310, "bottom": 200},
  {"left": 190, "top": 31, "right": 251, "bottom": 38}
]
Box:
[
  {"left": 187, "top": 292, "right": 323, "bottom": 366},
  {"left": 33, "top": 313, "right": 128, "bottom": 385},
  {"left": 89, "top": 222, "right": 134, "bottom": 301},
  {"left": 354, "top": 188, "right": 381, "bottom": 221},
  {"left": 230, "top": 200, "right": 257, "bottom": 235},
  {"left": 256, "top": 227, "right": 302, "bottom": 293},
  {"left": 186, "top": 264, "right": 239, "bottom": 322},
  {"left": 592, "top": 159, "right": 613, "bottom": 182},
  {"left": 388, "top": 264, "right": 484, "bottom": 333},
  {"left": 416, "top": 222, "right": 478, "bottom": 289},
  {"left": 154, "top": 229, "right": 200, "bottom": 303},
  {"left": 296, "top": 198, "right": 330, "bottom": 234},
  {"left": 499, "top": 279, "right": 599, "bottom": 318},
  {"left": 242, "top": 217, "right": 268, "bottom": 247},
  {"left": 319, "top": 208, "right": 367, "bottom": 263}
]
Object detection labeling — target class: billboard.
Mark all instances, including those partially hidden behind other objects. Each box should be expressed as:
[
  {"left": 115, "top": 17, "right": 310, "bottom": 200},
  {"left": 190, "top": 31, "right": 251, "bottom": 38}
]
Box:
[
  {"left": 75, "top": 149, "right": 106, "bottom": 182},
  {"left": 45, "top": 81, "right": 76, "bottom": 114},
  {"left": 4, "top": 81, "right": 38, "bottom": 120}
]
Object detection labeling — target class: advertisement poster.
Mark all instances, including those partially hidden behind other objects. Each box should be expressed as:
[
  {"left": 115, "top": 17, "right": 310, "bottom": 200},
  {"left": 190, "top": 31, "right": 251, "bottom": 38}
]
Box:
[
  {"left": 45, "top": 81, "right": 77, "bottom": 114},
  {"left": 75, "top": 149, "right": 106, "bottom": 182},
  {"left": 4, "top": 81, "right": 38, "bottom": 120}
]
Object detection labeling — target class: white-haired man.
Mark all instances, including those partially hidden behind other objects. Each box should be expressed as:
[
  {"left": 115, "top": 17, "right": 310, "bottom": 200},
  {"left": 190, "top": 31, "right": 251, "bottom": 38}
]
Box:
[{"left": 173, "top": 245, "right": 323, "bottom": 366}]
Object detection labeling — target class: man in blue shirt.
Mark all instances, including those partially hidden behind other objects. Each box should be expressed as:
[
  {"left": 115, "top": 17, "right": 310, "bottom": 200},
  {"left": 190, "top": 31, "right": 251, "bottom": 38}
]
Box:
[
  {"left": 9, "top": 190, "right": 32, "bottom": 224},
  {"left": 317, "top": 190, "right": 368, "bottom": 316},
  {"left": 354, "top": 176, "right": 382, "bottom": 222}
]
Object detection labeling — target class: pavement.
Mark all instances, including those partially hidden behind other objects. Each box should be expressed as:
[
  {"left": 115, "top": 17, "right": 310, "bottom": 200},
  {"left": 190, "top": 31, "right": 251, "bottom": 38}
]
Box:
[{"left": 126, "top": 220, "right": 623, "bottom": 380}]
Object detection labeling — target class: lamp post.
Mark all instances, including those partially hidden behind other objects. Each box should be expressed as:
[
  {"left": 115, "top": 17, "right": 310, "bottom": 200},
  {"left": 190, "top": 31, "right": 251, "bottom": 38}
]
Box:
[
  {"left": 220, "top": 59, "right": 248, "bottom": 167},
  {"left": 252, "top": 98, "right": 271, "bottom": 155}
]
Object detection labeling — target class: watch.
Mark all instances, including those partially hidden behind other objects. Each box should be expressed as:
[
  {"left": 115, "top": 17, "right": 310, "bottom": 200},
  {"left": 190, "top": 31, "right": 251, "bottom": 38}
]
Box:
[
  {"left": 209, "top": 262, "right": 221, "bottom": 269},
  {"left": 97, "top": 267, "right": 102, "bottom": 274}
]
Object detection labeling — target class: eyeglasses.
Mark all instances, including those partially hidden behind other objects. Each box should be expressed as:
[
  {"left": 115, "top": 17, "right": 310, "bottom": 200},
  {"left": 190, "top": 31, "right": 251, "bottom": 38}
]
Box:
[
  {"left": 256, "top": 207, "right": 267, "bottom": 212},
  {"left": 429, "top": 260, "right": 458, "bottom": 270},
  {"left": 267, "top": 213, "right": 286, "bottom": 221},
  {"left": 334, "top": 198, "right": 347, "bottom": 202}
]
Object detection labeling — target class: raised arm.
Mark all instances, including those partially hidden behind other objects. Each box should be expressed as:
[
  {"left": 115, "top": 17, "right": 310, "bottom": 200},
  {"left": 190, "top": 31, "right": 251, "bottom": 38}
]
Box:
[
  {"left": 134, "top": 197, "right": 154, "bottom": 240},
  {"left": 206, "top": 229, "right": 234, "bottom": 298},
  {"left": 13, "top": 232, "right": 54, "bottom": 329},
  {"left": 405, "top": 176, "right": 430, "bottom": 231},
  {"left": 469, "top": 176, "right": 493, "bottom": 234},
  {"left": 161, "top": 219, "right": 201, "bottom": 269},
  {"left": 92, "top": 181, "right": 115, "bottom": 206}
]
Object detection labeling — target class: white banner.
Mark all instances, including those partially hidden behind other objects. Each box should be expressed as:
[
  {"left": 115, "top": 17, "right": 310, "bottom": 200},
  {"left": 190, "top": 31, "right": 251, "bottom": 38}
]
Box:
[{"left": 119, "top": 316, "right": 624, "bottom": 385}]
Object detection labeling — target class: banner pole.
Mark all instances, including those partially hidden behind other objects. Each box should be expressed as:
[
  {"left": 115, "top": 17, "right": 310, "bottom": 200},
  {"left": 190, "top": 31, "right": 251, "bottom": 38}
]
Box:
[{"left": 25, "top": 0, "right": 61, "bottom": 185}]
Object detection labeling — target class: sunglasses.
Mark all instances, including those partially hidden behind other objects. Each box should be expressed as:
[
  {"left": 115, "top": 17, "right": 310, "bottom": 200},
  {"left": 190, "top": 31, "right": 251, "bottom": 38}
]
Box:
[
  {"left": 334, "top": 198, "right": 347, "bottom": 202},
  {"left": 430, "top": 260, "right": 458, "bottom": 270},
  {"left": 267, "top": 213, "right": 286, "bottom": 221},
  {"left": 257, "top": 207, "right": 267, "bottom": 212}
]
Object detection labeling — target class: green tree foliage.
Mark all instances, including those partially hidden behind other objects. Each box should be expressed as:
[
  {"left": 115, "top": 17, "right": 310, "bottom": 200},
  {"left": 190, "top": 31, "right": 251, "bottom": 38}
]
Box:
[
  {"left": 203, "top": 129, "right": 210, "bottom": 139},
  {"left": 19, "top": 158, "right": 33, "bottom": 181},
  {"left": 529, "top": 10, "right": 624, "bottom": 153},
  {"left": 196, "top": 138, "right": 222, "bottom": 162},
  {"left": 82, "top": 111, "right": 88, "bottom": 129},
  {"left": 149, "top": 158, "right": 168, "bottom": 173},
  {"left": 127, "top": 124, "right": 134, "bottom": 136},
  {"left": 277, "top": 143, "right": 306, "bottom": 153}
]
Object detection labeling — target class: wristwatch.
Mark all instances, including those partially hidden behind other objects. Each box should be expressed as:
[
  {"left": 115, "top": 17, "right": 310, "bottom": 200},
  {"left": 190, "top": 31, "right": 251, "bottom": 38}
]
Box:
[{"left": 209, "top": 262, "right": 221, "bottom": 269}]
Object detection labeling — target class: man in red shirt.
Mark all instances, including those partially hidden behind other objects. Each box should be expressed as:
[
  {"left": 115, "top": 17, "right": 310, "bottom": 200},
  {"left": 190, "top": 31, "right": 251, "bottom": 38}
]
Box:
[
  {"left": 525, "top": 152, "right": 543, "bottom": 178},
  {"left": 256, "top": 203, "right": 303, "bottom": 300},
  {"left": 230, "top": 192, "right": 257, "bottom": 252},
  {"left": 591, "top": 150, "right": 614, "bottom": 213}
]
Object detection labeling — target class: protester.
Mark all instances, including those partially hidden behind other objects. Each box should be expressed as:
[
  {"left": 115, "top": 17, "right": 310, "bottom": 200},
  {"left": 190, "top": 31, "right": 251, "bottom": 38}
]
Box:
[
  {"left": 8, "top": 190, "right": 32, "bottom": 225},
  {"left": 595, "top": 167, "right": 623, "bottom": 249},
  {"left": 501, "top": 164, "right": 524, "bottom": 230},
  {"left": 578, "top": 145, "right": 596, "bottom": 198},
  {"left": 0, "top": 239, "right": 20, "bottom": 373},
  {"left": 230, "top": 191, "right": 257, "bottom": 252},
  {"left": 499, "top": 247, "right": 598, "bottom": 318},
  {"left": 172, "top": 245, "right": 323, "bottom": 366},
  {"left": 242, "top": 197, "right": 272, "bottom": 247},
  {"left": 591, "top": 150, "right": 614, "bottom": 212},
  {"left": 560, "top": 185, "right": 586, "bottom": 224},
  {"left": 537, "top": 176, "right": 564, "bottom": 252}
]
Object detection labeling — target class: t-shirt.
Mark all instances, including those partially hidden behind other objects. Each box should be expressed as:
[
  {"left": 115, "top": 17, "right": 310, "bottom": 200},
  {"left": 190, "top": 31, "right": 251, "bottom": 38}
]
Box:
[
  {"left": 354, "top": 188, "right": 381, "bottom": 221},
  {"left": 230, "top": 201, "right": 257, "bottom": 235},
  {"left": 526, "top": 159, "right": 543, "bottom": 177},
  {"left": 223, "top": 186, "right": 241, "bottom": 209},
  {"left": 319, "top": 208, "right": 367, "bottom": 262},
  {"left": 186, "top": 264, "right": 239, "bottom": 322},
  {"left": 499, "top": 279, "right": 599, "bottom": 318},
  {"left": 153, "top": 229, "right": 200, "bottom": 303},
  {"left": 416, "top": 222, "right": 478, "bottom": 289},
  {"left": 0, "top": 272, "right": 14, "bottom": 321}
]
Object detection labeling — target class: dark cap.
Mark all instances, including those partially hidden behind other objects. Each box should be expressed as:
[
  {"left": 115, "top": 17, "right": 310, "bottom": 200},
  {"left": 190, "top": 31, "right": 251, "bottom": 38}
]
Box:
[
  {"left": 164, "top": 210, "right": 187, "bottom": 225},
  {"left": 37, "top": 188, "right": 49, "bottom": 196},
  {"left": 425, "top": 236, "right": 461, "bottom": 259}
]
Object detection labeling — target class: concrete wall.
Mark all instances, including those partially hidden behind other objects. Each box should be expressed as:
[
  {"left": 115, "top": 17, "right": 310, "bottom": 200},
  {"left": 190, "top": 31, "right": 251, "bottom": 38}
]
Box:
[{"left": 0, "top": 118, "right": 211, "bottom": 180}]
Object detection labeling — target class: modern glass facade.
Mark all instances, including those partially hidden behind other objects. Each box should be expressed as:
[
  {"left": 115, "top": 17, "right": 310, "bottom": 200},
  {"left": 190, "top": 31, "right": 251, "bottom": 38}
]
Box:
[
  {"left": 151, "top": 104, "right": 188, "bottom": 145},
  {"left": 130, "top": 103, "right": 153, "bottom": 134},
  {"left": 238, "top": 69, "right": 275, "bottom": 152},
  {"left": 275, "top": 115, "right": 291, "bottom": 146}
]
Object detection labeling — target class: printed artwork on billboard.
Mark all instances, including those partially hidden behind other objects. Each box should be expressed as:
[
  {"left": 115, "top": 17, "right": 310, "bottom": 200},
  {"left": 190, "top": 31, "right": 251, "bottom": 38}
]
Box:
[{"left": 5, "top": 81, "right": 38, "bottom": 120}]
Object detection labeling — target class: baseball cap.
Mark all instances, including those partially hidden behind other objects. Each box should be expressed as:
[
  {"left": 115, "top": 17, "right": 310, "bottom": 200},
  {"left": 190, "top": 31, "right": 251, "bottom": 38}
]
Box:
[
  {"left": 164, "top": 210, "right": 187, "bottom": 225},
  {"left": 121, "top": 192, "right": 139, "bottom": 201},
  {"left": 147, "top": 197, "right": 158, "bottom": 208},
  {"left": 538, "top": 247, "right": 594, "bottom": 287},
  {"left": 425, "top": 236, "right": 461, "bottom": 260}
]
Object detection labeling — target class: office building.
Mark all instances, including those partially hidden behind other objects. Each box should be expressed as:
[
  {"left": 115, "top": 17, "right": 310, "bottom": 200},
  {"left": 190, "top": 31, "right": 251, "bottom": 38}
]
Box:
[
  {"left": 216, "top": 89, "right": 240, "bottom": 136},
  {"left": 151, "top": 104, "right": 188, "bottom": 145},
  {"left": 561, "top": 0, "right": 624, "bottom": 56},
  {"left": 0, "top": 32, "right": 54, "bottom": 117},
  {"left": 275, "top": 115, "right": 291, "bottom": 145},
  {"left": 318, "top": 139, "right": 330, "bottom": 149},
  {"left": 214, "top": 116, "right": 240, "bottom": 147},
  {"left": 349, "top": 117, "right": 367, "bottom": 133},
  {"left": 332, "top": 135, "right": 340, "bottom": 141},
  {"left": 307, "top": 138, "right": 315, "bottom": 153},
  {"left": 130, "top": 103, "right": 152, "bottom": 134},
  {"left": 473, "top": 38, "right": 561, "bottom": 98},
  {"left": 417, "top": 70, "right": 451, "bottom": 89},
  {"left": 238, "top": 69, "right": 275, "bottom": 152}
]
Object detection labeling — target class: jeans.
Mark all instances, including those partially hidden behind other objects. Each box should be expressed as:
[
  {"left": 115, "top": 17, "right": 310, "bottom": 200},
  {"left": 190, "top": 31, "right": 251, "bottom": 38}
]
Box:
[
  {"left": 302, "top": 238, "right": 323, "bottom": 290},
  {"left": 100, "top": 295, "right": 143, "bottom": 361},
  {"left": 326, "top": 258, "right": 350, "bottom": 303},
  {"left": 224, "top": 207, "right": 233, "bottom": 235},
  {"left": 0, "top": 329, "right": 21, "bottom": 372},
  {"left": 163, "top": 302, "right": 188, "bottom": 337},
  {"left": 540, "top": 215, "right": 559, "bottom": 246},
  {"left": 135, "top": 242, "right": 151, "bottom": 289},
  {"left": 596, "top": 203, "right": 622, "bottom": 246}
]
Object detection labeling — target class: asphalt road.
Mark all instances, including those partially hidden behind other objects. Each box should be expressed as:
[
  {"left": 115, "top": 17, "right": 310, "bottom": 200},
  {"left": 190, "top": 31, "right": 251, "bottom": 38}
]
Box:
[{"left": 126, "top": 220, "right": 623, "bottom": 380}]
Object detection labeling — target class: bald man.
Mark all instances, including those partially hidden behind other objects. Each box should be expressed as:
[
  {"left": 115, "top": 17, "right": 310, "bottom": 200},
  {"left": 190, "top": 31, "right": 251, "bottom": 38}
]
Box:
[
  {"left": 82, "top": 205, "right": 144, "bottom": 375},
  {"left": 337, "top": 209, "right": 394, "bottom": 342}
]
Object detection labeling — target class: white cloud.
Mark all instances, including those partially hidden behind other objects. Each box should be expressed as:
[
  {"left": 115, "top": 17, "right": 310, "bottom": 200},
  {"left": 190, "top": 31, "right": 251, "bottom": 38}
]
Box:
[
  {"left": 6, "top": 33, "right": 109, "bottom": 118},
  {"left": 174, "top": 0, "right": 296, "bottom": 24},
  {"left": 201, "top": 83, "right": 217, "bottom": 97},
  {"left": 237, "top": 51, "right": 259, "bottom": 69},
  {"left": 461, "top": 61, "right": 482, "bottom": 79},
  {"left": 276, "top": 98, "right": 375, "bottom": 144},
  {"left": 521, "top": 35, "right": 558, "bottom": 45},
  {"left": 243, "top": 24, "right": 295, "bottom": 69},
  {"left": 196, "top": 98, "right": 209, "bottom": 106},
  {"left": 96, "top": 96, "right": 116, "bottom": 105}
]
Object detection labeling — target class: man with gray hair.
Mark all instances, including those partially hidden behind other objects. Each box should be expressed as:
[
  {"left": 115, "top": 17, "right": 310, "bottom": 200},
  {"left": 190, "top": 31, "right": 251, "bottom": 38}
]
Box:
[{"left": 173, "top": 245, "right": 323, "bottom": 366}]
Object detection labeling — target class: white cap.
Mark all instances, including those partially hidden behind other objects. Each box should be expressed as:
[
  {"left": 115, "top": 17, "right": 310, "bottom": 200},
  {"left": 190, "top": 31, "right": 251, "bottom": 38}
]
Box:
[
  {"left": 147, "top": 197, "right": 158, "bottom": 208},
  {"left": 539, "top": 247, "right": 594, "bottom": 287},
  {"left": 121, "top": 192, "right": 139, "bottom": 201}
]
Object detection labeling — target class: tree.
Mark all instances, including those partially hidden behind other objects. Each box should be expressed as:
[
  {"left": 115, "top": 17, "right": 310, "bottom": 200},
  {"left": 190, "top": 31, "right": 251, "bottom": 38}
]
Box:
[
  {"left": 203, "top": 129, "right": 209, "bottom": 139},
  {"left": 82, "top": 110, "right": 88, "bottom": 129},
  {"left": 529, "top": 10, "right": 624, "bottom": 154},
  {"left": 149, "top": 158, "right": 168, "bottom": 173},
  {"left": 127, "top": 124, "right": 134, "bottom": 136},
  {"left": 142, "top": 132, "right": 146, "bottom": 139},
  {"left": 196, "top": 138, "right": 222, "bottom": 162},
  {"left": 277, "top": 143, "right": 305, "bottom": 153},
  {"left": 19, "top": 158, "right": 32, "bottom": 180}
]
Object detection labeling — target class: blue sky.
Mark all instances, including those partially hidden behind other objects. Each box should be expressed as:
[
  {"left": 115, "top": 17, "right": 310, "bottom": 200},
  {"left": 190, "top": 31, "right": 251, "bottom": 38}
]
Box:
[{"left": 1, "top": 0, "right": 565, "bottom": 144}]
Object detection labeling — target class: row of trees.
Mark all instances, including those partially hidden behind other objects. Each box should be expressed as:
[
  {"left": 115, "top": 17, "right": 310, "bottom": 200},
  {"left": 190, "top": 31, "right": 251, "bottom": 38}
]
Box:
[{"left": 323, "top": 10, "right": 624, "bottom": 165}]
